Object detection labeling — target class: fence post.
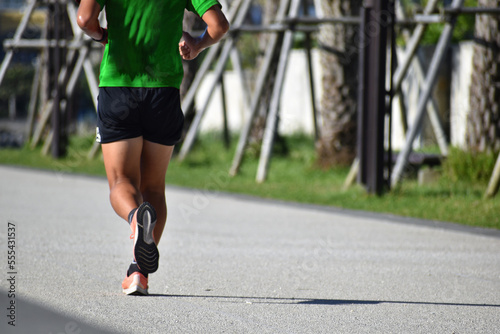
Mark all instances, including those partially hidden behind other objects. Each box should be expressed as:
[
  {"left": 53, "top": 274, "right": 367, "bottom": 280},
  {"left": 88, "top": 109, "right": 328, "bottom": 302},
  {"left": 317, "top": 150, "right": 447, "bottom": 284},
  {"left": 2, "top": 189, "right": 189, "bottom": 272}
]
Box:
[{"left": 357, "top": 0, "right": 393, "bottom": 194}]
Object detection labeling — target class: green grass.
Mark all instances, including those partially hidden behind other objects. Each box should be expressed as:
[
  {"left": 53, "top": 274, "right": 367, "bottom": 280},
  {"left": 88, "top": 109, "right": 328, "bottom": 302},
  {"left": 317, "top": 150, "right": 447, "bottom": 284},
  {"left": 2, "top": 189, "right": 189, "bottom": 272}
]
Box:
[{"left": 1, "top": 133, "right": 499, "bottom": 230}]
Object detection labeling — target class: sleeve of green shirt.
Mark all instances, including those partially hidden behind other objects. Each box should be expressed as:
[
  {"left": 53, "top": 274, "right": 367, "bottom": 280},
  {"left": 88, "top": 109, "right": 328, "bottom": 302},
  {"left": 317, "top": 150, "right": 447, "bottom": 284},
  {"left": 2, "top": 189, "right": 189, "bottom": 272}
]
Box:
[{"left": 186, "top": 0, "right": 221, "bottom": 18}]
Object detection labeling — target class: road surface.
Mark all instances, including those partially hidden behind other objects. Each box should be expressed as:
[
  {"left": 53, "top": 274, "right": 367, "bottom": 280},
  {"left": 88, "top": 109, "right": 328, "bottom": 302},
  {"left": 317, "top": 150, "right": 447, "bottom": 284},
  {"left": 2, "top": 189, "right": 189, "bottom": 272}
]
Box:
[{"left": 0, "top": 165, "right": 499, "bottom": 333}]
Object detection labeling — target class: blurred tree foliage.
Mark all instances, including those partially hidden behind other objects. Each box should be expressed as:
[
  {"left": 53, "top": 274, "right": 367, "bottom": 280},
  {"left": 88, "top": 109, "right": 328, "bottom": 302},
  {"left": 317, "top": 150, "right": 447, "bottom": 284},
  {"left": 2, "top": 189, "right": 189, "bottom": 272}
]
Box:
[
  {"left": 236, "top": 33, "right": 261, "bottom": 69},
  {"left": 0, "top": 63, "right": 34, "bottom": 118},
  {"left": 400, "top": 0, "right": 478, "bottom": 45}
]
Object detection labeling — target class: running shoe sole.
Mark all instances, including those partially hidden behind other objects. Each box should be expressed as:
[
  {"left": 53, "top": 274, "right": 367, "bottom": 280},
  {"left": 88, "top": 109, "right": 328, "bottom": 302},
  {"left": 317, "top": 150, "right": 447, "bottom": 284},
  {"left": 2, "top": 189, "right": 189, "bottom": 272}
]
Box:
[
  {"left": 125, "top": 288, "right": 147, "bottom": 296},
  {"left": 133, "top": 202, "right": 159, "bottom": 274},
  {"left": 122, "top": 283, "right": 148, "bottom": 295}
]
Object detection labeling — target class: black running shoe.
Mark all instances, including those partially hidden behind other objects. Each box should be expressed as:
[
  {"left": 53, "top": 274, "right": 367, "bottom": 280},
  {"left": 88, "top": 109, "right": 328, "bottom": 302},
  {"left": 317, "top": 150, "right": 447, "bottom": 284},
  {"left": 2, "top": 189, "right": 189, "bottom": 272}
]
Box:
[{"left": 130, "top": 202, "right": 159, "bottom": 274}]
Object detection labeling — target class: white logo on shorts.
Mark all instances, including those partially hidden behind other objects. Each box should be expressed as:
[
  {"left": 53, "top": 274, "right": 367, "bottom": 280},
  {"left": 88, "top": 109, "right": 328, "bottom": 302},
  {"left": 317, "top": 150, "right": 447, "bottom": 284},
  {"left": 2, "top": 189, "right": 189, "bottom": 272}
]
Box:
[{"left": 96, "top": 127, "right": 101, "bottom": 143}]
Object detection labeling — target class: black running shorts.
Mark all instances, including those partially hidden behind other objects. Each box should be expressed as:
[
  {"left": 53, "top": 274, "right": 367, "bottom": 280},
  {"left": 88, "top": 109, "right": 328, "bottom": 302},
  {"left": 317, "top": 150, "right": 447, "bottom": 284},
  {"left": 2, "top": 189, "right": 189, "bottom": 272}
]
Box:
[{"left": 96, "top": 87, "right": 184, "bottom": 146}]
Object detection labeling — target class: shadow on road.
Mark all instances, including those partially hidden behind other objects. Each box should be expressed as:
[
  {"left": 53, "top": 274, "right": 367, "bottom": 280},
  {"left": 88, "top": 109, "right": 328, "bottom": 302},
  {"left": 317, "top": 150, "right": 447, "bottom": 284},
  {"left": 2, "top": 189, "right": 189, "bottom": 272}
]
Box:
[
  {"left": 1, "top": 290, "right": 117, "bottom": 334},
  {"left": 143, "top": 294, "right": 500, "bottom": 308}
]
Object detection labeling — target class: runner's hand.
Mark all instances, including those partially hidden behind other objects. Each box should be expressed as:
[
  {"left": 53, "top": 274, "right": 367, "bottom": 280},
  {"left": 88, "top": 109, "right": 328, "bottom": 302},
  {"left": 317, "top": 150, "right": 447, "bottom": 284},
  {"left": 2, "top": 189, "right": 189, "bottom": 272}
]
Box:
[{"left": 179, "top": 32, "right": 201, "bottom": 60}]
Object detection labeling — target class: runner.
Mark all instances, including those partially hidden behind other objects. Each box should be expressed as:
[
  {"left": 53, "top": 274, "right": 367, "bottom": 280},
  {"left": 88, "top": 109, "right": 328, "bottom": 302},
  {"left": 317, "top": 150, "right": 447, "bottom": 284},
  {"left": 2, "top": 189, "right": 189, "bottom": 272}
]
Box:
[{"left": 77, "top": 0, "right": 229, "bottom": 295}]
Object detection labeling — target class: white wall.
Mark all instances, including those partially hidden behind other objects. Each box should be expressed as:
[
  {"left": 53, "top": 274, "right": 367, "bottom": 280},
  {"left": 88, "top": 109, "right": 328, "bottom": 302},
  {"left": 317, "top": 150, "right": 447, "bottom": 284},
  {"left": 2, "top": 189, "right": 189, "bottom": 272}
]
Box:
[
  {"left": 195, "top": 49, "right": 322, "bottom": 135},
  {"left": 390, "top": 43, "right": 473, "bottom": 150},
  {"left": 450, "top": 42, "right": 473, "bottom": 149},
  {"left": 194, "top": 45, "right": 474, "bottom": 151}
]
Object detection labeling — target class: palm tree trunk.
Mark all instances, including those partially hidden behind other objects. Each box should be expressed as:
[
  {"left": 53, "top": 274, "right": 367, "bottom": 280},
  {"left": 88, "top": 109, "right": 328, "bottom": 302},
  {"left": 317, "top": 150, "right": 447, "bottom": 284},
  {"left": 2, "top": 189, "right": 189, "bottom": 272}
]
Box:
[
  {"left": 249, "top": 0, "right": 282, "bottom": 151},
  {"left": 467, "top": 0, "right": 500, "bottom": 153},
  {"left": 316, "top": 0, "right": 362, "bottom": 167}
]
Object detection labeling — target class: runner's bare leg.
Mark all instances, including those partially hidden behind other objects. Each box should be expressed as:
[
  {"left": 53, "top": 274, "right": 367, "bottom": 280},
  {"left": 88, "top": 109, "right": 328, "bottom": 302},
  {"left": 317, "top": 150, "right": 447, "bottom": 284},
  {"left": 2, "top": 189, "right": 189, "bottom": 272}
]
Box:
[
  {"left": 101, "top": 137, "right": 173, "bottom": 244},
  {"left": 140, "top": 140, "right": 174, "bottom": 244}
]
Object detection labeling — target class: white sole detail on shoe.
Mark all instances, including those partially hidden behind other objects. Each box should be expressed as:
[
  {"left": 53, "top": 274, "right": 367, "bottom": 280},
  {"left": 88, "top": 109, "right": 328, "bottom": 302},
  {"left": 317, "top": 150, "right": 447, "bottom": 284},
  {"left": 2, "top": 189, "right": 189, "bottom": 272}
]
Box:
[
  {"left": 142, "top": 210, "right": 155, "bottom": 245},
  {"left": 123, "top": 285, "right": 148, "bottom": 295}
]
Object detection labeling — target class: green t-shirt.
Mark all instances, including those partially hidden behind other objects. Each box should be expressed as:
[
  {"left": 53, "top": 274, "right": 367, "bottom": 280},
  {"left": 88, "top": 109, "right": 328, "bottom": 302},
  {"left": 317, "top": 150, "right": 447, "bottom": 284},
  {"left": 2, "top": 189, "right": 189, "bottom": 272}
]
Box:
[{"left": 95, "top": 0, "right": 220, "bottom": 88}]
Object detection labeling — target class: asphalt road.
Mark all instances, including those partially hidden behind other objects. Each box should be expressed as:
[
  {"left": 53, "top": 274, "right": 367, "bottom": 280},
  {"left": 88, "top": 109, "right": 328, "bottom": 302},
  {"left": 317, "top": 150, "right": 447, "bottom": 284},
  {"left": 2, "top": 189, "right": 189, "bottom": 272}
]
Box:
[{"left": 0, "top": 165, "right": 499, "bottom": 333}]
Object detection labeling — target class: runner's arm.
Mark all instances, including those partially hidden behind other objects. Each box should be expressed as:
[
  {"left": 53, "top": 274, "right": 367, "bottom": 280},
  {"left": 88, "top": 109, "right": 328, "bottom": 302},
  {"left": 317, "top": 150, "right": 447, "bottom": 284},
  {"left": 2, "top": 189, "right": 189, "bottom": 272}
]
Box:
[
  {"left": 179, "top": 5, "right": 229, "bottom": 60},
  {"left": 77, "top": 0, "right": 107, "bottom": 45}
]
